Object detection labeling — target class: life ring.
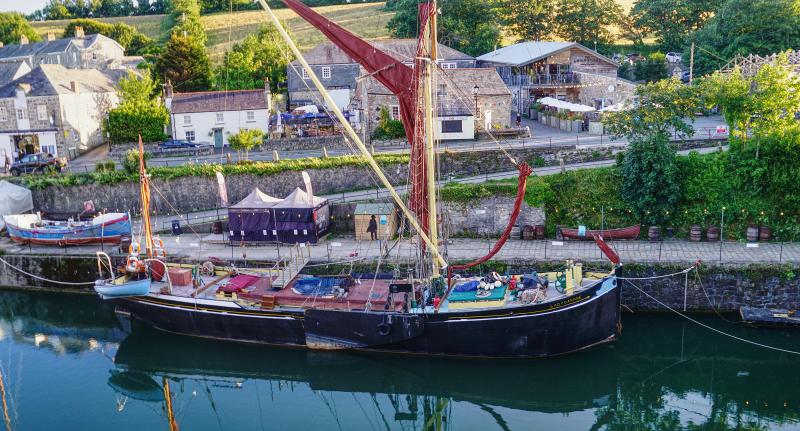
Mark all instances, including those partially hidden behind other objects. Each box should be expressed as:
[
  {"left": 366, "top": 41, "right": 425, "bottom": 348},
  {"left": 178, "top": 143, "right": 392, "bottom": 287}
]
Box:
[
  {"left": 152, "top": 237, "right": 167, "bottom": 258},
  {"left": 126, "top": 255, "right": 142, "bottom": 273},
  {"left": 129, "top": 242, "right": 141, "bottom": 255},
  {"left": 152, "top": 237, "right": 164, "bottom": 250},
  {"left": 376, "top": 322, "right": 392, "bottom": 337}
]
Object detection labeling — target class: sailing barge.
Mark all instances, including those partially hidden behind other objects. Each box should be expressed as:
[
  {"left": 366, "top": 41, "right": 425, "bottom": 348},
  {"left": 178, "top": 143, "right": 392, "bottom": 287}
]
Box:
[{"left": 93, "top": 0, "right": 623, "bottom": 358}]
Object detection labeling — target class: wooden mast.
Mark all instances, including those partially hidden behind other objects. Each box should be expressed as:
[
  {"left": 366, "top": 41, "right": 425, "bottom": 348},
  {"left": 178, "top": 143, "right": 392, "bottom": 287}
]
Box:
[
  {"left": 423, "top": 1, "right": 439, "bottom": 277},
  {"left": 256, "top": 0, "right": 447, "bottom": 269},
  {"left": 138, "top": 135, "right": 154, "bottom": 259}
]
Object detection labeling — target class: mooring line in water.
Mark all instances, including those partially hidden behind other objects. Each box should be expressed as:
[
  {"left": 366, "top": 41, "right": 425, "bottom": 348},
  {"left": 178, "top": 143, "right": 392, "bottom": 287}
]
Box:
[
  {"left": 0, "top": 257, "right": 96, "bottom": 286},
  {"left": 625, "top": 279, "right": 800, "bottom": 356},
  {"left": 616, "top": 266, "right": 696, "bottom": 280}
]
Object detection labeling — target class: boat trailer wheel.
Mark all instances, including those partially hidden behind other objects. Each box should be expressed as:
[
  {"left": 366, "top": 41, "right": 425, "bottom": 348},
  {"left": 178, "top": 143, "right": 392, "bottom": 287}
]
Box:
[{"left": 377, "top": 322, "right": 392, "bottom": 336}]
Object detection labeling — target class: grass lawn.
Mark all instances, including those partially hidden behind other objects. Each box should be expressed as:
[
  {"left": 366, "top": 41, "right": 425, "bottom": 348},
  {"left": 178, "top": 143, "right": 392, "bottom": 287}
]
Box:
[{"left": 31, "top": 2, "right": 392, "bottom": 63}]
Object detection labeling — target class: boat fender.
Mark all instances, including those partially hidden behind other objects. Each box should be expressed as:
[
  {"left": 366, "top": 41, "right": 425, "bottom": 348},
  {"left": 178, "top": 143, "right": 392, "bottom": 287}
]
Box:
[
  {"left": 129, "top": 242, "right": 141, "bottom": 255},
  {"left": 126, "top": 255, "right": 142, "bottom": 273},
  {"left": 377, "top": 322, "right": 392, "bottom": 336}
]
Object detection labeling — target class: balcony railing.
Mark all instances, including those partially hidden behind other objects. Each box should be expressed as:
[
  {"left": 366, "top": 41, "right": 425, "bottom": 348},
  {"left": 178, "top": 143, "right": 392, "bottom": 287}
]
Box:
[{"left": 502, "top": 73, "right": 581, "bottom": 87}]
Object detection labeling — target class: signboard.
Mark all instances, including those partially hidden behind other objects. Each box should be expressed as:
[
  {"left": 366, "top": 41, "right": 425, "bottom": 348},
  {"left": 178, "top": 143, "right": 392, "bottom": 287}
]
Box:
[
  {"left": 380, "top": 215, "right": 388, "bottom": 225},
  {"left": 716, "top": 125, "right": 728, "bottom": 135}
]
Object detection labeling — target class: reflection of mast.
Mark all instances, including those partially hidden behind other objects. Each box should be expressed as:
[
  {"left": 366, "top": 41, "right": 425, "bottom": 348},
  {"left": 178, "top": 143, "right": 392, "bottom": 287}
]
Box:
[
  {"left": 138, "top": 136, "right": 154, "bottom": 259},
  {"left": 161, "top": 377, "right": 179, "bottom": 431},
  {"left": 0, "top": 367, "right": 11, "bottom": 431}
]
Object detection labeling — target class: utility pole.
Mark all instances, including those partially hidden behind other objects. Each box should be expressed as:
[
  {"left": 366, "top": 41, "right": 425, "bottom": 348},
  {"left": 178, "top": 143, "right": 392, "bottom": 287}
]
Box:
[{"left": 689, "top": 42, "right": 695, "bottom": 85}]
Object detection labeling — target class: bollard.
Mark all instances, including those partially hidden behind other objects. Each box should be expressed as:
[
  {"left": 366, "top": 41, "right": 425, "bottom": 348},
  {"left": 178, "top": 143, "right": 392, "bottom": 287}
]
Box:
[
  {"left": 273, "top": 150, "right": 280, "bottom": 161},
  {"left": 322, "top": 146, "right": 328, "bottom": 158}
]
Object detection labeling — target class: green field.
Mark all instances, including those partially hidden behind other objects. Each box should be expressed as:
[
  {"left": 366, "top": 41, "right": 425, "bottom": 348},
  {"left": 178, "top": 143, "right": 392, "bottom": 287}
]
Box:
[{"left": 31, "top": 2, "right": 394, "bottom": 62}]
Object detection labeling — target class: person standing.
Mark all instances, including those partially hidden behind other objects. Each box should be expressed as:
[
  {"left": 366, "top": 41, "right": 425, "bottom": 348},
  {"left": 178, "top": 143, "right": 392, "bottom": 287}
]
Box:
[{"left": 367, "top": 215, "right": 378, "bottom": 241}]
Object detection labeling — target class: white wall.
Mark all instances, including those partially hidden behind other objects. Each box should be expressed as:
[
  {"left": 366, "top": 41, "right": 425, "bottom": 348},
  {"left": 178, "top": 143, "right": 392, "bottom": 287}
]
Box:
[
  {"left": 0, "top": 134, "right": 13, "bottom": 163},
  {"left": 172, "top": 109, "right": 270, "bottom": 146},
  {"left": 59, "top": 91, "right": 118, "bottom": 151},
  {"left": 434, "top": 116, "right": 474, "bottom": 141}
]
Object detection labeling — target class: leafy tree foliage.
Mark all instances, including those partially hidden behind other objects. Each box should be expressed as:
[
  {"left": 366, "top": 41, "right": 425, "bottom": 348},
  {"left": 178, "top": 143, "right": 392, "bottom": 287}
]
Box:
[
  {"left": 554, "top": 0, "right": 624, "bottom": 47},
  {"left": 0, "top": 12, "right": 41, "bottom": 46},
  {"left": 633, "top": 52, "right": 669, "bottom": 83},
  {"left": 213, "top": 23, "right": 293, "bottom": 91},
  {"left": 228, "top": 128, "right": 264, "bottom": 160},
  {"left": 631, "top": 0, "right": 722, "bottom": 50},
  {"left": 604, "top": 79, "right": 701, "bottom": 225},
  {"left": 165, "top": 0, "right": 206, "bottom": 44},
  {"left": 496, "top": 0, "right": 557, "bottom": 42},
  {"left": 386, "top": 0, "right": 500, "bottom": 57},
  {"left": 63, "top": 19, "right": 154, "bottom": 55},
  {"left": 373, "top": 107, "right": 405, "bottom": 140},
  {"left": 108, "top": 72, "right": 169, "bottom": 144},
  {"left": 154, "top": 33, "right": 212, "bottom": 92}
]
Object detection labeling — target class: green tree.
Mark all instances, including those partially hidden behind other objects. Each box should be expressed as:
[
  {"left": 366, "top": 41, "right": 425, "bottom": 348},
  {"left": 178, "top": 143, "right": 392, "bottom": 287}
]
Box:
[
  {"left": 166, "top": 0, "right": 206, "bottom": 44},
  {"left": 228, "top": 128, "right": 264, "bottom": 160},
  {"left": 497, "top": 0, "right": 556, "bottom": 42},
  {"left": 554, "top": 0, "right": 624, "bottom": 47},
  {"left": 633, "top": 52, "right": 669, "bottom": 83},
  {"left": 631, "top": 0, "right": 723, "bottom": 50},
  {"left": 214, "top": 23, "right": 293, "bottom": 91},
  {"left": 96, "top": 0, "right": 135, "bottom": 16},
  {"left": 108, "top": 72, "right": 169, "bottom": 144},
  {"left": 604, "top": 79, "right": 701, "bottom": 225},
  {"left": 386, "top": 0, "right": 501, "bottom": 57},
  {"left": 0, "top": 12, "right": 41, "bottom": 46},
  {"left": 373, "top": 106, "right": 405, "bottom": 140},
  {"left": 154, "top": 33, "right": 212, "bottom": 92}
]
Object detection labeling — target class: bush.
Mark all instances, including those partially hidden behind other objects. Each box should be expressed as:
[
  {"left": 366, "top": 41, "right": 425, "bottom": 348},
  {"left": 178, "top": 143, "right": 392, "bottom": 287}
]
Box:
[
  {"left": 122, "top": 149, "right": 152, "bottom": 174},
  {"left": 95, "top": 160, "right": 116, "bottom": 172},
  {"left": 373, "top": 106, "right": 406, "bottom": 140}
]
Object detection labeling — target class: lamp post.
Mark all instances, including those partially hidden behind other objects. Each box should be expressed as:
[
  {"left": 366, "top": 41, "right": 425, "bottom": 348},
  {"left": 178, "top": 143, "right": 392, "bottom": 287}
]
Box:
[{"left": 472, "top": 84, "right": 479, "bottom": 139}]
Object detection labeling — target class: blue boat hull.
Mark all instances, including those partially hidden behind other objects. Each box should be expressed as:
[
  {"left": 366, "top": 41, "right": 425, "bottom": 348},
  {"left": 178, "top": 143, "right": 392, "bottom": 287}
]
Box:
[
  {"left": 5, "top": 215, "right": 131, "bottom": 246},
  {"left": 95, "top": 277, "right": 151, "bottom": 299}
]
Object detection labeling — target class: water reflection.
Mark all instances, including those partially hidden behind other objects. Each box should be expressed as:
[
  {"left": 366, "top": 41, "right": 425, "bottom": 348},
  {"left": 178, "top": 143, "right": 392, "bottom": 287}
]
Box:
[{"left": 0, "top": 290, "right": 798, "bottom": 430}]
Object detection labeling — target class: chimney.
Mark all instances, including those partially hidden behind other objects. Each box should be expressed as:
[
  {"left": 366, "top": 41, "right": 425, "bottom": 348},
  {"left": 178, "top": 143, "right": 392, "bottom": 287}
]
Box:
[
  {"left": 70, "top": 81, "right": 78, "bottom": 93},
  {"left": 20, "top": 35, "right": 28, "bottom": 45},
  {"left": 75, "top": 26, "right": 85, "bottom": 38},
  {"left": 163, "top": 80, "right": 174, "bottom": 110},
  {"left": 47, "top": 31, "right": 56, "bottom": 41},
  {"left": 264, "top": 78, "right": 272, "bottom": 111}
]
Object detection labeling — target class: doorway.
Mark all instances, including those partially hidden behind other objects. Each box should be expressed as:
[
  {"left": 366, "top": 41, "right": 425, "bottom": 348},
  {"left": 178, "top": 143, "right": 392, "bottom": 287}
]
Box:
[{"left": 213, "top": 128, "right": 223, "bottom": 150}]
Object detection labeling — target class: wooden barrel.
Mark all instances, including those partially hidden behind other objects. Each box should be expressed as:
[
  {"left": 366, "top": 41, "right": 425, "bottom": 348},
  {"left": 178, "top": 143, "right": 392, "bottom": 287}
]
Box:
[
  {"left": 648, "top": 226, "right": 660, "bottom": 241},
  {"left": 759, "top": 225, "right": 771, "bottom": 242},
  {"left": 534, "top": 224, "right": 545, "bottom": 240},
  {"left": 706, "top": 225, "right": 719, "bottom": 242},
  {"left": 690, "top": 225, "right": 702, "bottom": 242},
  {"left": 746, "top": 225, "right": 759, "bottom": 242}
]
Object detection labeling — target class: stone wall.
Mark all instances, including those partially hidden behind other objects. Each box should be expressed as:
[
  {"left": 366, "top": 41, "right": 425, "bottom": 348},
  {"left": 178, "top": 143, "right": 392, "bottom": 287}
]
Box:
[{"left": 442, "top": 196, "right": 545, "bottom": 237}]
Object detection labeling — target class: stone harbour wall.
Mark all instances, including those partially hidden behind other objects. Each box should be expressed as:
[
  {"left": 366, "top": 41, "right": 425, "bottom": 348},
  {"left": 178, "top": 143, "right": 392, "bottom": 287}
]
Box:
[{"left": 441, "top": 196, "right": 545, "bottom": 237}]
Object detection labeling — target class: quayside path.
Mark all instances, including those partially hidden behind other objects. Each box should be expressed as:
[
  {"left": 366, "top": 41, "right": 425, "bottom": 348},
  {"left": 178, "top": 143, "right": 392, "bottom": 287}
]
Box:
[{"left": 3, "top": 236, "right": 798, "bottom": 266}]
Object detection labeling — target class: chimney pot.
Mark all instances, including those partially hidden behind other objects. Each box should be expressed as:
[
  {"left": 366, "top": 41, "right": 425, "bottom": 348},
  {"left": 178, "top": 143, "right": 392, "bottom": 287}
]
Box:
[
  {"left": 75, "top": 26, "right": 85, "bottom": 38},
  {"left": 70, "top": 81, "right": 78, "bottom": 93},
  {"left": 20, "top": 35, "right": 29, "bottom": 45},
  {"left": 47, "top": 31, "right": 56, "bottom": 41}
]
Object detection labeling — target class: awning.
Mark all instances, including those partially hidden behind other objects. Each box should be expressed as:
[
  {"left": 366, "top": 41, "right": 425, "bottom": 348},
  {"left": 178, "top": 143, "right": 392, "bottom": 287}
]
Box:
[{"left": 537, "top": 97, "right": 595, "bottom": 113}]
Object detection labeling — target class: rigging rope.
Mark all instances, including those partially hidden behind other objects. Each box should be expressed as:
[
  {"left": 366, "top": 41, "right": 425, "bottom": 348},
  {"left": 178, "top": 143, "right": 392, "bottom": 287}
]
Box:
[
  {"left": 0, "top": 257, "right": 96, "bottom": 286},
  {"left": 625, "top": 279, "right": 800, "bottom": 356}
]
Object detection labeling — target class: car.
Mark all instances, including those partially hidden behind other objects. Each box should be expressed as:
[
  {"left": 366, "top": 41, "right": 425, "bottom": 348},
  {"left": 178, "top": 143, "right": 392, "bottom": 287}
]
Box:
[
  {"left": 158, "top": 139, "right": 197, "bottom": 149},
  {"left": 625, "top": 53, "right": 645, "bottom": 64},
  {"left": 680, "top": 70, "right": 691, "bottom": 83},
  {"left": 9, "top": 152, "right": 66, "bottom": 176},
  {"left": 666, "top": 52, "right": 683, "bottom": 63}
]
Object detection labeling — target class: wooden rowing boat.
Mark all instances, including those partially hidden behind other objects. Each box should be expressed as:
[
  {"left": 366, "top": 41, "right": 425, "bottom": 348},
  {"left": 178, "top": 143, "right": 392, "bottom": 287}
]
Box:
[{"left": 560, "top": 224, "right": 641, "bottom": 240}]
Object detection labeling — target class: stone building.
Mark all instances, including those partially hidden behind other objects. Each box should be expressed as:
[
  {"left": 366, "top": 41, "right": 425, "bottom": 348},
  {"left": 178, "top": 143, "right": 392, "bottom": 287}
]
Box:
[
  {"left": 0, "top": 27, "right": 140, "bottom": 71},
  {"left": 165, "top": 81, "right": 272, "bottom": 149},
  {"left": 358, "top": 67, "right": 512, "bottom": 141},
  {"left": 477, "top": 41, "right": 635, "bottom": 111},
  {"left": 287, "top": 39, "right": 475, "bottom": 110},
  {"left": 0, "top": 64, "right": 119, "bottom": 162}
]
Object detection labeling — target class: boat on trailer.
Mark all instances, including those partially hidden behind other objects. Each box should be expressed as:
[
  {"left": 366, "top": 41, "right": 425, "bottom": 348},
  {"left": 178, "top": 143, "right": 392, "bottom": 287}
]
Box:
[
  {"left": 3, "top": 212, "right": 131, "bottom": 246},
  {"left": 93, "top": 0, "right": 623, "bottom": 358}
]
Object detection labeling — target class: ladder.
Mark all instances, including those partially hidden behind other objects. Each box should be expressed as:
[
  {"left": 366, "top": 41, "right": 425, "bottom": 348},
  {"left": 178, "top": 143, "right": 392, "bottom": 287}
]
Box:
[{"left": 272, "top": 243, "right": 311, "bottom": 288}]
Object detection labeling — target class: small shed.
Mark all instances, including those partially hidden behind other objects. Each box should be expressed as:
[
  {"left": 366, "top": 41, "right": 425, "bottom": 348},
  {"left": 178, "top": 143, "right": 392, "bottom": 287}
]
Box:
[
  {"left": 354, "top": 203, "right": 397, "bottom": 241},
  {"left": 228, "top": 188, "right": 282, "bottom": 244}
]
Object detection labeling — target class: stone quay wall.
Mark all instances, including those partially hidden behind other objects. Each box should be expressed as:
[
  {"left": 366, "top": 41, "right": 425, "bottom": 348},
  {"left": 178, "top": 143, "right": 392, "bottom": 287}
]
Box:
[{"left": 1, "top": 254, "right": 797, "bottom": 314}]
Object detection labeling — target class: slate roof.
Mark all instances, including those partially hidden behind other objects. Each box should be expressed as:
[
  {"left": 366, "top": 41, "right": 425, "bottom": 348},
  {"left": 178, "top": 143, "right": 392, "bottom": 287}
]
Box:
[
  {"left": 169, "top": 89, "right": 269, "bottom": 114},
  {"left": 0, "top": 34, "right": 122, "bottom": 61},
  {"left": 477, "top": 41, "right": 615, "bottom": 67},
  {"left": 0, "top": 64, "right": 118, "bottom": 98},
  {"left": 295, "top": 39, "right": 474, "bottom": 65},
  {"left": 0, "top": 62, "right": 31, "bottom": 87}
]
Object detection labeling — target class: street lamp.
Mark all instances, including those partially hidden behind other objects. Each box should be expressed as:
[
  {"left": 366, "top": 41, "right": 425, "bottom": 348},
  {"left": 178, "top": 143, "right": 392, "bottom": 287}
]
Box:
[{"left": 472, "top": 84, "right": 479, "bottom": 138}]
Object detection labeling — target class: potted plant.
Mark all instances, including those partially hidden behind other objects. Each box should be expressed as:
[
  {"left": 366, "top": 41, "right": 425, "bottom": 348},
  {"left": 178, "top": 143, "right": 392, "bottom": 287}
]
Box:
[{"left": 571, "top": 113, "right": 583, "bottom": 132}]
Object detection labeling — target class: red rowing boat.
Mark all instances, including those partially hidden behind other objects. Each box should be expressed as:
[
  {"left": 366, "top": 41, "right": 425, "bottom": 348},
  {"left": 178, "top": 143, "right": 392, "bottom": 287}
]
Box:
[{"left": 559, "top": 224, "right": 641, "bottom": 240}]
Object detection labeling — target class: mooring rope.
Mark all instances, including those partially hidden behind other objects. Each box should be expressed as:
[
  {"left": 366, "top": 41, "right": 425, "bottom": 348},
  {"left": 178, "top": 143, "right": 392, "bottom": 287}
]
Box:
[
  {"left": 625, "top": 279, "right": 800, "bottom": 356},
  {"left": 616, "top": 266, "right": 696, "bottom": 280},
  {"left": 0, "top": 256, "right": 96, "bottom": 286}
]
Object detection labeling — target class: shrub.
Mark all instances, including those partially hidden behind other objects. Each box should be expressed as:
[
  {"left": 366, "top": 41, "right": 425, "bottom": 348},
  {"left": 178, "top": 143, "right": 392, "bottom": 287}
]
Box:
[
  {"left": 373, "top": 106, "right": 406, "bottom": 140},
  {"left": 122, "top": 149, "right": 152, "bottom": 174}
]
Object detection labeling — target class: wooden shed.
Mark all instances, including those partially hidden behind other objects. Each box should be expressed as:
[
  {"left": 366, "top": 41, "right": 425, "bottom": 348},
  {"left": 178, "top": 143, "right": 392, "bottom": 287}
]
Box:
[{"left": 354, "top": 203, "right": 397, "bottom": 240}]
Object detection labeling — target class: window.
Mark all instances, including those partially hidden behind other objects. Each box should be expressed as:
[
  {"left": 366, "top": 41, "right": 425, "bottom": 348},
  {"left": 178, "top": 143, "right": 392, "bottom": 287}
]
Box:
[
  {"left": 215, "top": 112, "right": 224, "bottom": 123},
  {"left": 321, "top": 66, "right": 331, "bottom": 79},
  {"left": 246, "top": 111, "right": 255, "bottom": 121},
  {"left": 441, "top": 62, "right": 456, "bottom": 69},
  {"left": 183, "top": 115, "right": 191, "bottom": 125},
  {"left": 92, "top": 52, "right": 97, "bottom": 60},
  {"left": 0, "top": 107, "right": 6, "bottom": 122},
  {"left": 390, "top": 105, "right": 400, "bottom": 120},
  {"left": 37, "top": 105, "right": 47, "bottom": 121},
  {"left": 16, "top": 108, "right": 26, "bottom": 120},
  {"left": 441, "top": 120, "right": 463, "bottom": 133},
  {"left": 301, "top": 68, "right": 309, "bottom": 79},
  {"left": 185, "top": 130, "right": 195, "bottom": 141},
  {"left": 73, "top": 130, "right": 79, "bottom": 142}
]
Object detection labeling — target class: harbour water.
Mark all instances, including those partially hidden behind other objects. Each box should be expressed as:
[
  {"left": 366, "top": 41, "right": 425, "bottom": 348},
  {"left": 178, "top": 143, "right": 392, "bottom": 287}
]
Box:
[{"left": 0, "top": 290, "right": 798, "bottom": 430}]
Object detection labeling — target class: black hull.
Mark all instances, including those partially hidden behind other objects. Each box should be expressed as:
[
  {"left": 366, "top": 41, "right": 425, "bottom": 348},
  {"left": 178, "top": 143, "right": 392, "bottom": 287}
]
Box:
[{"left": 113, "top": 277, "right": 622, "bottom": 358}]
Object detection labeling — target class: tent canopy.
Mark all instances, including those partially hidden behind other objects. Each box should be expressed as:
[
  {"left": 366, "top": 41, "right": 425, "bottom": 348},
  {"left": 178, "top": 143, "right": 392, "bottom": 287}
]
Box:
[
  {"left": 273, "top": 188, "right": 327, "bottom": 209},
  {"left": 537, "top": 97, "right": 595, "bottom": 113},
  {"left": 598, "top": 102, "right": 632, "bottom": 113},
  {"left": 230, "top": 188, "right": 282, "bottom": 209},
  {"left": 0, "top": 181, "right": 33, "bottom": 230}
]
